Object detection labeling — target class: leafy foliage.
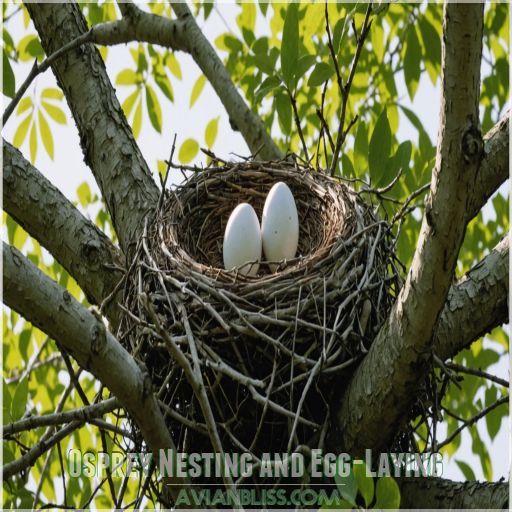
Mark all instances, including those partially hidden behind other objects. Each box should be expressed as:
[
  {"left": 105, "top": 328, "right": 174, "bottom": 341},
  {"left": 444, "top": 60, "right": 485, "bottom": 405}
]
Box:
[{"left": 2, "top": 1, "right": 509, "bottom": 508}]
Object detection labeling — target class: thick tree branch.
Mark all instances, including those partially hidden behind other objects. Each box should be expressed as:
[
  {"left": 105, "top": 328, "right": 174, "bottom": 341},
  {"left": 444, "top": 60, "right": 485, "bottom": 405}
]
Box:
[
  {"left": 468, "top": 114, "right": 509, "bottom": 221},
  {"left": 25, "top": 2, "right": 159, "bottom": 255},
  {"left": 331, "top": 3, "right": 485, "bottom": 455},
  {"left": 3, "top": 243, "right": 185, "bottom": 498},
  {"left": 399, "top": 477, "right": 509, "bottom": 509},
  {"left": 3, "top": 141, "right": 123, "bottom": 322},
  {"left": 91, "top": 1, "right": 281, "bottom": 160},
  {"left": 434, "top": 235, "right": 509, "bottom": 361}
]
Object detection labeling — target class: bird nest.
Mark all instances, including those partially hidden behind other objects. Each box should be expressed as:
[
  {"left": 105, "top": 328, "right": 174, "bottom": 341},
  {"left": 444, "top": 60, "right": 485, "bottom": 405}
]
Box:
[{"left": 119, "top": 159, "right": 402, "bottom": 477}]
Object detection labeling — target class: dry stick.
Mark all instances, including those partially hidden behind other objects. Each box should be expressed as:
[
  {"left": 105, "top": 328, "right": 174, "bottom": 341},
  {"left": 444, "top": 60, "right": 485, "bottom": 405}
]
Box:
[
  {"left": 288, "top": 89, "right": 310, "bottom": 163},
  {"left": 445, "top": 362, "right": 509, "bottom": 388},
  {"left": 434, "top": 396, "right": 508, "bottom": 451},
  {"left": 3, "top": 29, "right": 94, "bottom": 124},
  {"left": 143, "top": 296, "right": 239, "bottom": 504},
  {"left": 3, "top": 420, "right": 83, "bottom": 479},
  {"left": 3, "top": 397, "right": 119, "bottom": 436},
  {"left": 328, "top": 3, "right": 373, "bottom": 176}
]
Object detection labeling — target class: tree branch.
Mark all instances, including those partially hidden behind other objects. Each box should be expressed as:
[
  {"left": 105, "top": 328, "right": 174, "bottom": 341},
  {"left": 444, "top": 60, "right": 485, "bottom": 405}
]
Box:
[
  {"left": 3, "top": 243, "right": 186, "bottom": 498},
  {"left": 434, "top": 235, "right": 509, "bottom": 362},
  {"left": 468, "top": 114, "right": 509, "bottom": 221},
  {"left": 3, "top": 141, "right": 123, "bottom": 323},
  {"left": 90, "top": 1, "right": 281, "bottom": 160},
  {"left": 3, "top": 397, "right": 119, "bottom": 437},
  {"left": 399, "top": 477, "right": 509, "bottom": 509},
  {"left": 331, "top": 3, "right": 485, "bottom": 455},
  {"left": 24, "top": 2, "right": 159, "bottom": 255}
]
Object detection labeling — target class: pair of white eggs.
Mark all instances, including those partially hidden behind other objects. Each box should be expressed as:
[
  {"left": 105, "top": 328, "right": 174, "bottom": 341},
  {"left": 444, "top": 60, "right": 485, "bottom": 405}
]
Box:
[{"left": 223, "top": 182, "right": 299, "bottom": 276}]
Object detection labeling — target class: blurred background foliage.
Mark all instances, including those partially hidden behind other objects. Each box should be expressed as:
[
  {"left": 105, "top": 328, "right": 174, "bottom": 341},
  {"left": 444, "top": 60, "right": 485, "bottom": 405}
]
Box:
[{"left": 2, "top": 1, "right": 509, "bottom": 508}]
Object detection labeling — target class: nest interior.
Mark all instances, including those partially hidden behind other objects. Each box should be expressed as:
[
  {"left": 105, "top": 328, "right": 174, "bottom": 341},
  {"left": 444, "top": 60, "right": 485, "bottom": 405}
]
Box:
[{"left": 119, "top": 160, "right": 402, "bottom": 481}]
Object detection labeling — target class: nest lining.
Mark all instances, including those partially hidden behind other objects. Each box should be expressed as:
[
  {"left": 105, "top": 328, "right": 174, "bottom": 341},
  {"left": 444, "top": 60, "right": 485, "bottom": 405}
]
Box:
[{"left": 119, "top": 160, "right": 402, "bottom": 474}]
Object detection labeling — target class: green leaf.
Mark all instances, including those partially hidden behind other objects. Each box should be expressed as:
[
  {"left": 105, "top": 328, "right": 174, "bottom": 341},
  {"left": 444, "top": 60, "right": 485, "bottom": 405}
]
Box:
[
  {"left": 19, "top": 329, "right": 32, "bottom": 360},
  {"left": 369, "top": 107, "right": 391, "bottom": 184},
  {"left": 205, "top": 117, "right": 219, "bottom": 148},
  {"left": 16, "top": 97, "right": 32, "bottom": 116},
  {"left": 178, "top": 138, "right": 199, "bottom": 164},
  {"left": 334, "top": 465, "right": 357, "bottom": 506},
  {"left": 166, "top": 53, "right": 182, "bottom": 79},
  {"left": 374, "top": 477, "right": 401, "bottom": 508},
  {"left": 455, "top": 459, "right": 476, "bottom": 481},
  {"left": 403, "top": 26, "right": 422, "bottom": 100},
  {"left": 2, "top": 49, "right": 15, "bottom": 98},
  {"left": 255, "top": 75, "right": 281, "bottom": 101},
  {"left": 3, "top": 379, "right": 12, "bottom": 424},
  {"left": 41, "top": 87, "right": 64, "bottom": 100},
  {"left": 485, "top": 386, "right": 505, "bottom": 441},
  {"left": 297, "top": 54, "right": 316, "bottom": 78},
  {"left": 11, "top": 377, "right": 29, "bottom": 421},
  {"left": 42, "top": 102, "right": 66, "bottom": 124},
  {"left": 341, "top": 154, "right": 355, "bottom": 179},
  {"left": 281, "top": 2, "right": 299, "bottom": 90},
  {"left": 122, "top": 89, "right": 140, "bottom": 117},
  {"left": 353, "top": 461, "right": 374, "bottom": 507},
  {"left": 29, "top": 122, "right": 37, "bottom": 162},
  {"left": 308, "top": 62, "right": 334, "bottom": 87},
  {"left": 379, "top": 140, "right": 412, "bottom": 187},
  {"left": 132, "top": 99, "right": 142, "bottom": 139},
  {"left": 116, "top": 69, "right": 138, "bottom": 86},
  {"left": 190, "top": 75, "right": 206, "bottom": 108},
  {"left": 18, "top": 35, "right": 41, "bottom": 62},
  {"left": 154, "top": 73, "right": 174, "bottom": 102},
  {"left": 275, "top": 93, "right": 292, "bottom": 135},
  {"left": 353, "top": 121, "right": 368, "bottom": 175},
  {"left": 77, "top": 182, "right": 92, "bottom": 207},
  {"left": 145, "top": 84, "right": 162, "bottom": 133},
  {"left": 38, "top": 111, "right": 54, "bottom": 159}
]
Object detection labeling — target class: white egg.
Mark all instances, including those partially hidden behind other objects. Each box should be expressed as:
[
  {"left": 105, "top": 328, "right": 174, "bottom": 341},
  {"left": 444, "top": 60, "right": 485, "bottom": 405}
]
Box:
[
  {"left": 223, "top": 203, "right": 262, "bottom": 276},
  {"left": 261, "top": 182, "right": 299, "bottom": 272}
]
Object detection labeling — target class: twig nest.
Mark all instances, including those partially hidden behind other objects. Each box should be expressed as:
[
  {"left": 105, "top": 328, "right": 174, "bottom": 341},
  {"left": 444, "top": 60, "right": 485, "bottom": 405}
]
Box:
[{"left": 120, "top": 159, "right": 401, "bottom": 461}]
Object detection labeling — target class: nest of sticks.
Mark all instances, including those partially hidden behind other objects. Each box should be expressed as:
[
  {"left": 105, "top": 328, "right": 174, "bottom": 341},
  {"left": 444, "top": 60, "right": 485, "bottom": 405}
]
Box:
[{"left": 119, "top": 158, "right": 403, "bottom": 481}]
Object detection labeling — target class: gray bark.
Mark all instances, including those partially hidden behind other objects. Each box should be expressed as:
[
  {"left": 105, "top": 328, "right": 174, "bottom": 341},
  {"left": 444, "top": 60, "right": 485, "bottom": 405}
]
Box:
[
  {"left": 435, "top": 235, "right": 509, "bottom": 361},
  {"left": 25, "top": 2, "right": 159, "bottom": 255},
  {"left": 468, "top": 114, "right": 509, "bottom": 221},
  {"left": 399, "top": 477, "right": 509, "bottom": 509},
  {"left": 332, "top": 3, "right": 485, "bottom": 455},
  {"left": 3, "top": 243, "right": 185, "bottom": 498},
  {"left": 3, "top": 141, "right": 123, "bottom": 322}
]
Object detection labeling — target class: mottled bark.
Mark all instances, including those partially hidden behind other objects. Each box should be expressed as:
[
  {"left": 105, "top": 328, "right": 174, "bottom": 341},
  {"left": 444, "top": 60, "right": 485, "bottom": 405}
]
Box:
[
  {"left": 3, "top": 243, "right": 185, "bottom": 498},
  {"left": 435, "top": 235, "right": 509, "bottom": 361},
  {"left": 399, "top": 477, "right": 509, "bottom": 509},
  {"left": 468, "top": 114, "right": 509, "bottom": 221},
  {"left": 3, "top": 141, "right": 123, "bottom": 322},
  {"left": 25, "top": 2, "right": 159, "bottom": 254},
  {"left": 332, "top": 3, "right": 485, "bottom": 455}
]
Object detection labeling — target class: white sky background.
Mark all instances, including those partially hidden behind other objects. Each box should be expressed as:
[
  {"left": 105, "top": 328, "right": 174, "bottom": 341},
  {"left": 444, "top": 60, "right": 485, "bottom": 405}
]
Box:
[{"left": 2, "top": 2, "right": 509, "bottom": 486}]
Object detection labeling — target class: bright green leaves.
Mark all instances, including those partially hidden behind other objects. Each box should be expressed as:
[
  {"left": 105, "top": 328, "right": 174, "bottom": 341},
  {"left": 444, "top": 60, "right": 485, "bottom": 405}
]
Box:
[
  {"left": 368, "top": 107, "right": 392, "bottom": 183},
  {"left": 334, "top": 465, "right": 358, "bottom": 506},
  {"left": 374, "top": 477, "right": 401, "bottom": 508},
  {"left": 280, "top": 2, "right": 299, "bottom": 90},
  {"left": 76, "top": 182, "right": 92, "bottom": 208},
  {"left": 38, "top": 110, "right": 53, "bottom": 159},
  {"left": 117, "top": 45, "right": 182, "bottom": 137},
  {"left": 179, "top": 138, "right": 199, "bottom": 164},
  {"left": 2, "top": 49, "right": 15, "bottom": 98},
  {"left": 116, "top": 69, "right": 138, "bottom": 86},
  {"left": 13, "top": 87, "right": 66, "bottom": 163},
  {"left": 275, "top": 93, "right": 292, "bottom": 135},
  {"left": 11, "top": 377, "right": 29, "bottom": 422},
  {"left": 308, "top": 62, "right": 334, "bottom": 87},
  {"left": 145, "top": 84, "right": 162, "bottom": 133},
  {"left": 353, "top": 462, "right": 375, "bottom": 507},
  {"left": 17, "top": 34, "right": 44, "bottom": 62},
  {"left": 403, "top": 26, "right": 422, "bottom": 100},
  {"left": 205, "top": 117, "right": 219, "bottom": 148},
  {"left": 190, "top": 74, "right": 207, "bottom": 108}
]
